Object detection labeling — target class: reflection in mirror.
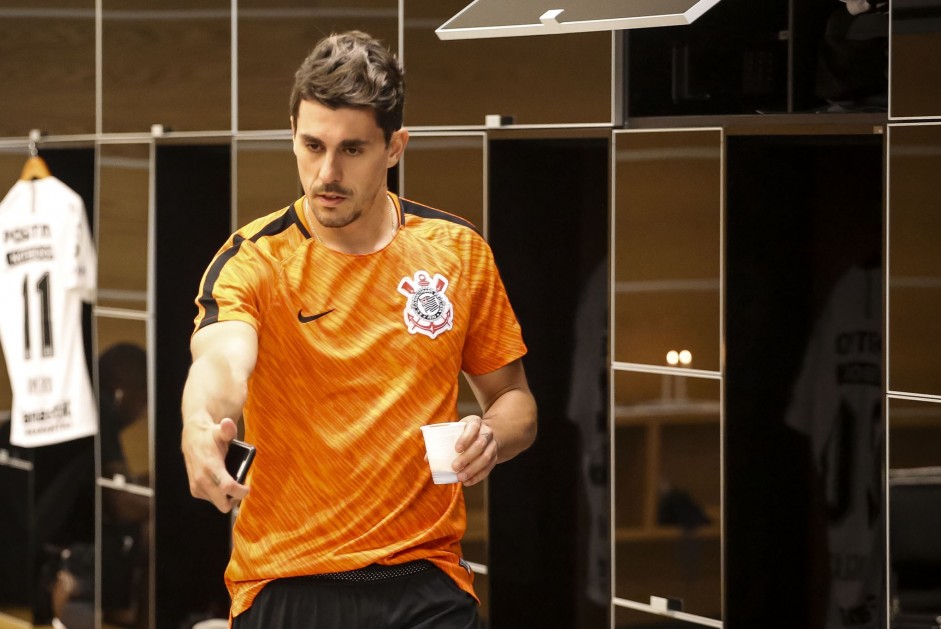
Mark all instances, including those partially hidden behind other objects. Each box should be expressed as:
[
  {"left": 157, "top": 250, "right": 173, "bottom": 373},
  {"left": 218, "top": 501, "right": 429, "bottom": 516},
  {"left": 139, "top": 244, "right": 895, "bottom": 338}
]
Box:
[
  {"left": 0, "top": 430, "right": 31, "bottom": 623},
  {"left": 616, "top": 603, "right": 692, "bottom": 627},
  {"left": 401, "top": 134, "right": 484, "bottom": 230},
  {"left": 236, "top": 139, "right": 300, "bottom": 227},
  {"left": 97, "top": 316, "right": 150, "bottom": 484},
  {"left": 50, "top": 483, "right": 151, "bottom": 629},
  {"left": 63, "top": 316, "right": 151, "bottom": 629},
  {"left": 100, "top": 485, "right": 151, "bottom": 629},
  {"left": 613, "top": 369, "right": 721, "bottom": 621},
  {"left": 725, "top": 133, "right": 884, "bottom": 626},
  {"left": 888, "top": 398, "right": 941, "bottom": 628},
  {"left": 20, "top": 437, "right": 96, "bottom": 626},
  {"left": 888, "top": 123, "right": 941, "bottom": 395},
  {"left": 405, "top": 0, "right": 611, "bottom": 126},
  {"left": 98, "top": 143, "right": 150, "bottom": 311},
  {"left": 237, "top": 1, "right": 398, "bottom": 131},
  {"left": 784, "top": 265, "right": 884, "bottom": 629},
  {"left": 101, "top": 1, "right": 231, "bottom": 133},
  {"left": 613, "top": 130, "right": 721, "bottom": 371},
  {"left": 0, "top": 146, "right": 99, "bottom": 626}
]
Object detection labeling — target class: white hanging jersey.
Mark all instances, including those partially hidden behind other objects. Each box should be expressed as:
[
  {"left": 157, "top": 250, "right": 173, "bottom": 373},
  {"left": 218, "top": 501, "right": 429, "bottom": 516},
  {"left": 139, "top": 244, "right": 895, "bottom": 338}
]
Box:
[
  {"left": 785, "top": 265, "right": 884, "bottom": 629},
  {"left": 0, "top": 176, "right": 97, "bottom": 447}
]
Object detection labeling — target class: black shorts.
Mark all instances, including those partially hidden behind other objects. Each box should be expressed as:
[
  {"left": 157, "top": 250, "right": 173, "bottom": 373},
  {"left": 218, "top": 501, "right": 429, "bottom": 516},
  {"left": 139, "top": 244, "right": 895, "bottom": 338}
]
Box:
[{"left": 232, "top": 561, "right": 480, "bottom": 629}]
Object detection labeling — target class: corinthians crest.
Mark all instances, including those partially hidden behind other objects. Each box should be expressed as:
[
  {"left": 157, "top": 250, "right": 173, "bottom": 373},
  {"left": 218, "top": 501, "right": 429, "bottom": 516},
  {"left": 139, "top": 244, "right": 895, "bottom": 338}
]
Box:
[{"left": 397, "top": 270, "right": 454, "bottom": 339}]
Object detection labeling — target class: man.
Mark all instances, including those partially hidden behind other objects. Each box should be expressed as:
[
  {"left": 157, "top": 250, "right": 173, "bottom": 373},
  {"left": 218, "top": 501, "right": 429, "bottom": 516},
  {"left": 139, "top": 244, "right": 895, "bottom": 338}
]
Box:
[
  {"left": 180, "top": 31, "right": 537, "bottom": 628},
  {"left": 816, "top": 0, "right": 888, "bottom": 113}
]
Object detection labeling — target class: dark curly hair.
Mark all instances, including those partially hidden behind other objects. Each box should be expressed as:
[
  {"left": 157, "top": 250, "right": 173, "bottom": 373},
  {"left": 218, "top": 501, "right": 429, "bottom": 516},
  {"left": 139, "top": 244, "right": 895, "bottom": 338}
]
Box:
[{"left": 290, "top": 31, "right": 405, "bottom": 144}]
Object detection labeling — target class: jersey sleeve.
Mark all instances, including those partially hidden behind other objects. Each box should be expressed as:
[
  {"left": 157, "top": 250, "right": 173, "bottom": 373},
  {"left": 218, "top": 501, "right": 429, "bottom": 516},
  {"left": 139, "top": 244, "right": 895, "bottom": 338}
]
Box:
[
  {"left": 193, "top": 234, "right": 276, "bottom": 334},
  {"left": 460, "top": 235, "right": 527, "bottom": 375}
]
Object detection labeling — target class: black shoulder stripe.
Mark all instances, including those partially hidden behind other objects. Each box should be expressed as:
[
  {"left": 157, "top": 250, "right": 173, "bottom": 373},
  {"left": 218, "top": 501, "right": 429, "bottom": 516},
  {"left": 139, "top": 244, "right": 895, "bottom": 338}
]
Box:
[
  {"left": 287, "top": 203, "right": 310, "bottom": 239},
  {"left": 399, "top": 198, "right": 480, "bottom": 235},
  {"left": 197, "top": 205, "right": 303, "bottom": 329}
]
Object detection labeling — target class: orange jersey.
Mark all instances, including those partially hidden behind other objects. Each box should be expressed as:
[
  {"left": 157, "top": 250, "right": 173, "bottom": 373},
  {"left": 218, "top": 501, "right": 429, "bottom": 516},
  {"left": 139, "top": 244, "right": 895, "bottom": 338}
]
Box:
[{"left": 192, "top": 193, "right": 526, "bottom": 618}]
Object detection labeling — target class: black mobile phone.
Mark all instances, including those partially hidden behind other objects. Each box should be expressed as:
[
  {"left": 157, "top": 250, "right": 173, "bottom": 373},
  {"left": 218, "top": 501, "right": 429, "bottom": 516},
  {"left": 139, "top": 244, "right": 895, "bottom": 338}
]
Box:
[{"left": 224, "top": 439, "right": 256, "bottom": 484}]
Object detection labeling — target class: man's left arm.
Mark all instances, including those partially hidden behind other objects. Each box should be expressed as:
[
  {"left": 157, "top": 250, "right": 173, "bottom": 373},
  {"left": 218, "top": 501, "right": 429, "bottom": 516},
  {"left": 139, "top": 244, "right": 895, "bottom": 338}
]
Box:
[{"left": 454, "top": 358, "right": 537, "bottom": 486}]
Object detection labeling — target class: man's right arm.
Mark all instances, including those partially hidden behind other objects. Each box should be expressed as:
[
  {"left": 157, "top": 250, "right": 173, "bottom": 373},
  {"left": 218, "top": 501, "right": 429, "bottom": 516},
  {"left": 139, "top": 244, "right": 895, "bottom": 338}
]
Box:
[{"left": 181, "top": 320, "right": 258, "bottom": 513}]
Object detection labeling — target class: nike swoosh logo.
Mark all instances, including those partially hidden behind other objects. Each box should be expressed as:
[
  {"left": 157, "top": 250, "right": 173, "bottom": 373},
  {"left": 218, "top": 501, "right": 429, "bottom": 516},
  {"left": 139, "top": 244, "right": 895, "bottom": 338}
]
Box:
[{"left": 297, "top": 308, "right": 335, "bottom": 323}]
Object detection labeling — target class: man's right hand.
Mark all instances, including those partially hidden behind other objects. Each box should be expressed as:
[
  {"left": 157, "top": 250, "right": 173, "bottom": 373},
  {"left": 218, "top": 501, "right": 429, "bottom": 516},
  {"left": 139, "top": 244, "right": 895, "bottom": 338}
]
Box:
[
  {"left": 180, "top": 320, "right": 258, "bottom": 513},
  {"left": 182, "top": 415, "right": 249, "bottom": 513}
]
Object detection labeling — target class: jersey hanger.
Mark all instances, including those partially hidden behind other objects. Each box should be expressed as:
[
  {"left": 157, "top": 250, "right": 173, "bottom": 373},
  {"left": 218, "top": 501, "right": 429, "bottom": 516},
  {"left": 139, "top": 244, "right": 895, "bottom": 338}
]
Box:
[
  {"left": 20, "top": 155, "right": 51, "bottom": 181},
  {"left": 20, "top": 137, "right": 51, "bottom": 180}
]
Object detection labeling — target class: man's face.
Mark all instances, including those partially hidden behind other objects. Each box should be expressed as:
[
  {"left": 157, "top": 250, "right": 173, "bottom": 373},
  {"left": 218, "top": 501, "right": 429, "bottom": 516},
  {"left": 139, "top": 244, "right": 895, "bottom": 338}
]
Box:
[{"left": 291, "top": 99, "right": 405, "bottom": 230}]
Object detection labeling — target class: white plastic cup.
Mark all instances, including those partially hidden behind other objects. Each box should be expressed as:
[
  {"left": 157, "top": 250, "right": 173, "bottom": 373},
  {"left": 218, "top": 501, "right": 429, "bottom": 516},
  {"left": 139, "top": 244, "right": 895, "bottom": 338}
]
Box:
[{"left": 420, "top": 422, "right": 466, "bottom": 484}]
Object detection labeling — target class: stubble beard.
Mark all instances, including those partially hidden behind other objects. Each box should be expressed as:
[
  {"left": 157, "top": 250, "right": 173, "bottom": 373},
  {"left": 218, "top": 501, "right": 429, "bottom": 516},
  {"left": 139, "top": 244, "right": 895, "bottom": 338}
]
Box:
[
  {"left": 311, "top": 202, "right": 362, "bottom": 229},
  {"left": 307, "top": 182, "right": 360, "bottom": 229}
]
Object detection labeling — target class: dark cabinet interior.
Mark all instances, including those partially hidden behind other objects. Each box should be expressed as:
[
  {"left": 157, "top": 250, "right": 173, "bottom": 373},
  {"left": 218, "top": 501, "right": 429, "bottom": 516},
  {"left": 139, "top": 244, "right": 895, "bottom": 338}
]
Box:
[
  {"left": 725, "top": 134, "right": 884, "bottom": 628},
  {"left": 487, "top": 136, "right": 610, "bottom": 629},
  {"left": 627, "top": 0, "right": 790, "bottom": 116},
  {"left": 626, "top": 0, "right": 888, "bottom": 117},
  {"left": 0, "top": 454, "right": 31, "bottom": 612},
  {"left": 153, "top": 144, "right": 233, "bottom": 628}
]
